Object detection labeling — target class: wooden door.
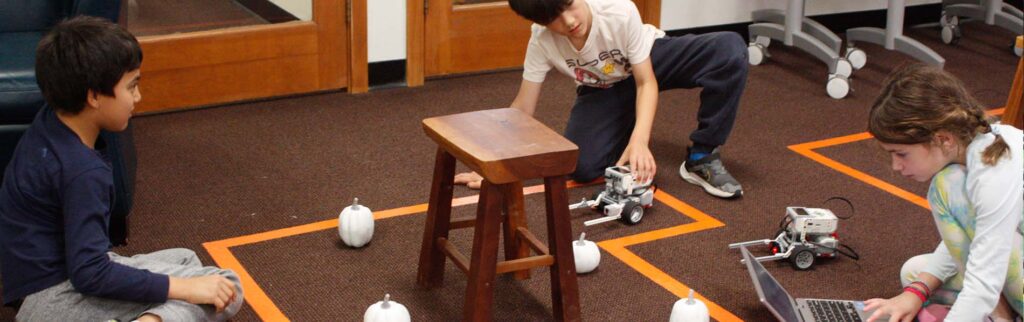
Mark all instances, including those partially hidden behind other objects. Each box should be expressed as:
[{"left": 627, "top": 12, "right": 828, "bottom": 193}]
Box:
[
  {"left": 408, "top": 0, "right": 661, "bottom": 84},
  {"left": 134, "top": 0, "right": 367, "bottom": 113}
]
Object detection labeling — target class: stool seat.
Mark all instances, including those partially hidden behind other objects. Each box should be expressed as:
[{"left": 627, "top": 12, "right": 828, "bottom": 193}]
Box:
[
  {"left": 418, "top": 108, "right": 582, "bottom": 321},
  {"left": 422, "top": 108, "right": 578, "bottom": 184}
]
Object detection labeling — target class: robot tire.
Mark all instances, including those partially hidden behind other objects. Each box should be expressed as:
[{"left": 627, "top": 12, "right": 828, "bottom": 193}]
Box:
[
  {"left": 620, "top": 201, "right": 644, "bottom": 225},
  {"left": 791, "top": 249, "right": 815, "bottom": 270}
]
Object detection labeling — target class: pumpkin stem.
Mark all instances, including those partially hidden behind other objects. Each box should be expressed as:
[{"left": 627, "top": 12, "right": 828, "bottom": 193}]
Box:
[
  {"left": 686, "top": 289, "right": 696, "bottom": 304},
  {"left": 576, "top": 233, "right": 586, "bottom": 245},
  {"left": 352, "top": 198, "right": 360, "bottom": 210},
  {"left": 382, "top": 293, "right": 391, "bottom": 309}
]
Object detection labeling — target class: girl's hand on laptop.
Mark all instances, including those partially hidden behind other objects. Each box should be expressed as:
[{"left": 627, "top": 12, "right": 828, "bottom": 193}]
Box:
[
  {"left": 454, "top": 171, "right": 483, "bottom": 189},
  {"left": 616, "top": 142, "right": 656, "bottom": 184},
  {"left": 863, "top": 293, "right": 921, "bottom": 322}
]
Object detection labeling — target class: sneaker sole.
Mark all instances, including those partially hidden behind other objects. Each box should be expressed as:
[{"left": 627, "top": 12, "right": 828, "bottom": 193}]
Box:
[{"left": 679, "top": 163, "right": 742, "bottom": 199}]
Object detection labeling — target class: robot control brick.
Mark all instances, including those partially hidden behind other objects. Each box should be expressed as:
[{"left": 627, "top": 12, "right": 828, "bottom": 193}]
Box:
[
  {"left": 569, "top": 166, "right": 655, "bottom": 226},
  {"left": 729, "top": 206, "right": 859, "bottom": 270}
]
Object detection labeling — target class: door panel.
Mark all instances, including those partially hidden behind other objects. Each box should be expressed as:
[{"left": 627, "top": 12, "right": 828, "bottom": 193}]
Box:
[
  {"left": 138, "top": 23, "right": 323, "bottom": 112},
  {"left": 420, "top": 0, "right": 660, "bottom": 78},
  {"left": 133, "top": 0, "right": 361, "bottom": 113}
]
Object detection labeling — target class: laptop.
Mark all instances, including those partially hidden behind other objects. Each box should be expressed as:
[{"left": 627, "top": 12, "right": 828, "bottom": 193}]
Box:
[{"left": 740, "top": 246, "right": 879, "bottom": 322}]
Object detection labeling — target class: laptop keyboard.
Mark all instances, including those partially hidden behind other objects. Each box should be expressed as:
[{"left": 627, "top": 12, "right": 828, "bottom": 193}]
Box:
[{"left": 808, "top": 300, "right": 862, "bottom": 322}]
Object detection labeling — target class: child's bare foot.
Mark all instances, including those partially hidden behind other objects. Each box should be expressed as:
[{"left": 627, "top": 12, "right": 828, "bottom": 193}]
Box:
[{"left": 454, "top": 172, "right": 483, "bottom": 189}]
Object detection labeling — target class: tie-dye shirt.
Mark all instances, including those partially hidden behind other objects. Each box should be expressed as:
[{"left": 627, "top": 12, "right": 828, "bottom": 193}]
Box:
[{"left": 929, "top": 124, "right": 1023, "bottom": 320}]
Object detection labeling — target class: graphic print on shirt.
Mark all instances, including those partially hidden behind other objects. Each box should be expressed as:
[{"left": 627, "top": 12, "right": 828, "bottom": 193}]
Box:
[{"left": 566, "top": 49, "right": 631, "bottom": 88}]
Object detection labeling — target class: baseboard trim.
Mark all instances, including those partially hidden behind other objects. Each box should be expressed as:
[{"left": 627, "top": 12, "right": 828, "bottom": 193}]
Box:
[{"left": 369, "top": 59, "right": 407, "bottom": 88}]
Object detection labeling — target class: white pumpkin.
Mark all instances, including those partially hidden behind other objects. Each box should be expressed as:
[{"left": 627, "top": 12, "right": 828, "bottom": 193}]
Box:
[
  {"left": 364, "top": 293, "right": 411, "bottom": 322},
  {"left": 669, "top": 289, "right": 709, "bottom": 322},
  {"left": 572, "top": 232, "right": 600, "bottom": 274},
  {"left": 339, "top": 198, "right": 374, "bottom": 248}
]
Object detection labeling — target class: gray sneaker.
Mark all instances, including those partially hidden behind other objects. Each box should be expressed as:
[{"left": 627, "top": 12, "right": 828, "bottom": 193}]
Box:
[{"left": 679, "top": 148, "right": 743, "bottom": 198}]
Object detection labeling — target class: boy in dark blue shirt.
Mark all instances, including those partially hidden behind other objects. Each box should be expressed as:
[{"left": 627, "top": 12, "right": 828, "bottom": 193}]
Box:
[{"left": 0, "top": 16, "right": 243, "bottom": 321}]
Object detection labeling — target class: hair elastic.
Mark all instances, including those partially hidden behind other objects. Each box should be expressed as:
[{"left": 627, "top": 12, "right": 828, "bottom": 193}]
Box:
[{"left": 903, "top": 286, "right": 927, "bottom": 303}]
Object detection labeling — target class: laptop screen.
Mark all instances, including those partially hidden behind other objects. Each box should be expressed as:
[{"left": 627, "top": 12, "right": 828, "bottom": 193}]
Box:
[{"left": 742, "top": 247, "right": 801, "bottom": 322}]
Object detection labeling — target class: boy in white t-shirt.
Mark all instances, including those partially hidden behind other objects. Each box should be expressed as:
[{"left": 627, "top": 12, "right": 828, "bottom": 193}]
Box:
[{"left": 456, "top": 0, "right": 749, "bottom": 198}]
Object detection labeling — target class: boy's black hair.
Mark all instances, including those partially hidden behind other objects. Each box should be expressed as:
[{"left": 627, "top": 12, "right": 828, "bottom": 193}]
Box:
[
  {"left": 508, "top": 0, "right": 573, "bottom": 25},
  {"left": 35, "top": 16, "right": 142, "bottom": 114}
]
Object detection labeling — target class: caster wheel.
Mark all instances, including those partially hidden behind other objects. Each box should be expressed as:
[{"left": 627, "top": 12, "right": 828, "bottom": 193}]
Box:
[
  {"left": 845, "top": 47, "right": 867, "bottom": 70},
  {"left": 826, "top": 75, "right": 850, "bottom": 99},
  {"left": 620, "top": 201, "right": 644, "bottom": 225},
  {"left": 748, "top": 44, "right": 767, "bottom": 66},
  {"left": 791, "top": 250, "right": 815, "bottom": 270},
  {"left": 834, "top": 58, "right": 853, "bottom": 78},
  {"left": 940, "top": 15, "right": 961, "bottom": 45},
  {"left": 939, "top": 13, "right": 955, "bottom": 27},
  {"left": 942, "top": 25, "right": 962, "bottom": 45}
]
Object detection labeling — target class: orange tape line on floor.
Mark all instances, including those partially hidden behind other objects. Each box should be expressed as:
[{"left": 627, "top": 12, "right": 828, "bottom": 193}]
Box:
[
  {"left": 204, "top": 244, "right": 288, "bottom": 322},
  {"left": 788, "top": 136, "right": 930, "bottom": 210},
  {"left": 204, "top": 183, "right": 562, "bottom": 249},
  {"left": 597, "top": 189, "right": 737, "bottom": 322},
  {"left": 785, "top": 108, "right": 1003, "bottom": 211},
  {"left": 204, "top": 180, "right": 738, "bottom": 321},
  {"left": 600, "top": 243, "right": 742, "bottom": 322},
  {"left": 202, "top": 183, "right": 563, "bottom": 321}
]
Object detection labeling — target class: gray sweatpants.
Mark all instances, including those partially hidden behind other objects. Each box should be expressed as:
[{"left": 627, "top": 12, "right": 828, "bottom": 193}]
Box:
[{"left": 15, "top": 248, "right": 244, "bottom": 322}]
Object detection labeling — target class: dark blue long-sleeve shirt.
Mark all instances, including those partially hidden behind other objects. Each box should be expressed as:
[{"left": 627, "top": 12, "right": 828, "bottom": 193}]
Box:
[{"left": 0, "top": 105, "right": 168, "bottom": 305}]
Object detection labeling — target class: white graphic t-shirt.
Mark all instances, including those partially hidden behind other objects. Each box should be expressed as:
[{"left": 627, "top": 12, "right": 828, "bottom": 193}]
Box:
[{"left": 522, "top": 0, "right": 665, "bottom": 88}]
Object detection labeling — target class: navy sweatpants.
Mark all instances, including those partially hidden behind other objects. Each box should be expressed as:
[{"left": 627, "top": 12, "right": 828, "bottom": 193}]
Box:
[{"left": 564, "top": 31, "right": 748, "bottom": 182}]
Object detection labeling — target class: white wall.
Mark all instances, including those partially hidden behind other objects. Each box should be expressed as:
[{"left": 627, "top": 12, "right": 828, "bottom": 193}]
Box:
[
  {"left": 266, "top": 0, "right": 406, "bottom": 61},
  {"left": 365, "top": 0, "right": 944, "bottom": 63},
  {"left": 368, "top": 0, "right": 407, "bottom": 62},
  {"left": 269, "top": 0, "right": 312, "bottom": 21},
  {"left": 660, "top": 0, "right": 942, "bottom": 30}
]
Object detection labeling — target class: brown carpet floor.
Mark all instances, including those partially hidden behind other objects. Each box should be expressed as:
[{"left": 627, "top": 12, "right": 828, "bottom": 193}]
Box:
[{"left": 1, "top": 21, "right": 1020, "bottom": 321}]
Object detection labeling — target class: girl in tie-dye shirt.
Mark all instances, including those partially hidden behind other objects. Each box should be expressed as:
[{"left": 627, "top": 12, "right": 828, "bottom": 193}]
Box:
[{"left": 863, "top": 64, "right": 1023, "bottom": 322}]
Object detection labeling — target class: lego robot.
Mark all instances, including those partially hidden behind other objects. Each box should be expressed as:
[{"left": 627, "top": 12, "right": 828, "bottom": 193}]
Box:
[
  {"left": 729, "top": 207, "right": 842, "bottom": 270},
  {"left": 569, "top": 166, "right": 655, "bottom": 226}
]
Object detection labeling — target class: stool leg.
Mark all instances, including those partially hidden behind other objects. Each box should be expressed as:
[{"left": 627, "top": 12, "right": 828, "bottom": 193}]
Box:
[
  {"left": 500, "top": 181, "right": 530, "bottom": 280},
  {"left": 543, "top": 176, "right": 582, "bottom": 322},
  {"left": 464, "top": 181, "right": 503, "bottom": 322},
  {"left": 417, "top": 148, "right": 456, "bottom": 288}
]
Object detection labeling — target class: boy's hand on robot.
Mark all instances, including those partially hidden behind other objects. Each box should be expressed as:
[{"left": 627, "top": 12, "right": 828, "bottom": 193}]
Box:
[
  {"left": 454, "top": 171, "right": 484, "bottom": 189},
  {"left": 616, "top": 143, "right": 656, "bottom": 184}
]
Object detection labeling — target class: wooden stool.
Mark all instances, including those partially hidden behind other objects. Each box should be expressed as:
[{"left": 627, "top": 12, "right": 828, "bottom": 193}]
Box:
[{"left": 417, "top": 108, "right": 582, "bottom": 322}]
